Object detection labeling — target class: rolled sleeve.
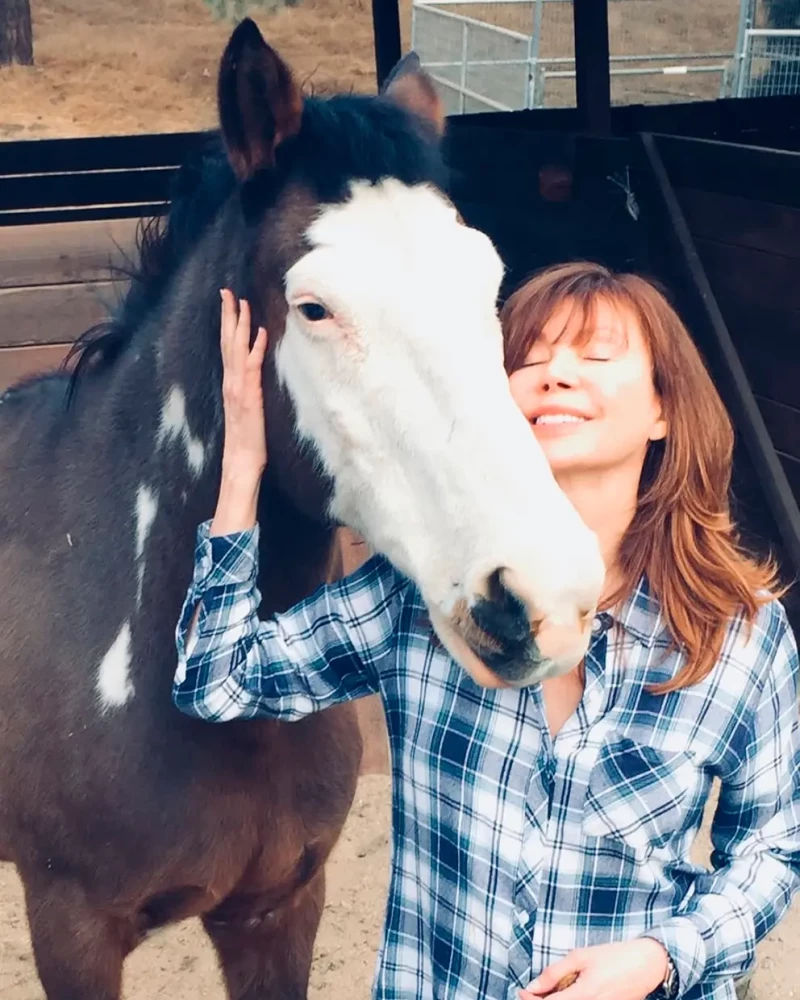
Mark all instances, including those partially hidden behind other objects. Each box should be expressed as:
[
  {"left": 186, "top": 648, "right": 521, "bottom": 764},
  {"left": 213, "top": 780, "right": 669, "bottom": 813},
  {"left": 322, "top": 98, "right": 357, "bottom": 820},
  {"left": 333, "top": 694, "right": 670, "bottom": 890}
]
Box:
[
  {"left": 174, "top": 520, "right": 408, "bottom": 722},
  {"left": 644, "top": 917, "right": 706, "bottom": 996}
]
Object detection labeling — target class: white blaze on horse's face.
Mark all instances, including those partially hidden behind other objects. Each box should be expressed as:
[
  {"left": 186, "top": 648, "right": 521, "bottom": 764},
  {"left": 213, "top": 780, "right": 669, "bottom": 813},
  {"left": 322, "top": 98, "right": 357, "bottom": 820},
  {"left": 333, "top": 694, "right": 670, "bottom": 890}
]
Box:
[{"left": 276, "top": 178, "right": 605, "bottom": 688}]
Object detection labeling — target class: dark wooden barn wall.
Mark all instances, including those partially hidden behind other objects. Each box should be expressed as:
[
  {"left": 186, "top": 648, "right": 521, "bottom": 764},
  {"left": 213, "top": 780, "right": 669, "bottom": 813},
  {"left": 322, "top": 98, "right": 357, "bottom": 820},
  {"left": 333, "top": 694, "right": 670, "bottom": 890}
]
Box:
[
  {"left": 636, "top": 133, "right": 800, "bottom": 630},
  {"left": 0, "top": 219, "right": 138, "bottom": 393},
  {"left": 661, "top": 139, "right": 800, "bottom": 511},
  {"left": 443, "top": 126, "right": 643, "bottom": 297},
  {"left": 0, "top": 129, "right": 185, "bottom": 392}
]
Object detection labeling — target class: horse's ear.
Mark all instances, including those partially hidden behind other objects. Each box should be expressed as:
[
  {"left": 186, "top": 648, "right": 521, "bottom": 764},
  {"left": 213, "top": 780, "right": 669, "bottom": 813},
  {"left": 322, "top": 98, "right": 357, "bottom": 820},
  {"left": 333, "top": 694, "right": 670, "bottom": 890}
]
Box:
[
  {"left": 218, "top": 18, "right": 303, "bottom": 182},
  {"left": 381, "top": 52, "right": 445, "bottom": 137}
]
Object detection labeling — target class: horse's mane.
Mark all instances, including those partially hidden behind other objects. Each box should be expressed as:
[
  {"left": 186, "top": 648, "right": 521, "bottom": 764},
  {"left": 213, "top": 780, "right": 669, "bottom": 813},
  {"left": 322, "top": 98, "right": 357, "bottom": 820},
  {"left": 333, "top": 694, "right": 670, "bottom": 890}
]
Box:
[
  {"left": 64, "top": 94, "right": 446, "bottom": 400},
  {"left": 66, "top": 133, "right": 235, "bottom": 395}
]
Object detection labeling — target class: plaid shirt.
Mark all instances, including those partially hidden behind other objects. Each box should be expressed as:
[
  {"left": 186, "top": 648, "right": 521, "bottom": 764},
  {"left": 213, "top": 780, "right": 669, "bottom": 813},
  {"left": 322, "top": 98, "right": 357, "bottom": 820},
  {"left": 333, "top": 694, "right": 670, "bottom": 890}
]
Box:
[{"left": 174, "top": 521, "right": 800, "bottom": 1000}]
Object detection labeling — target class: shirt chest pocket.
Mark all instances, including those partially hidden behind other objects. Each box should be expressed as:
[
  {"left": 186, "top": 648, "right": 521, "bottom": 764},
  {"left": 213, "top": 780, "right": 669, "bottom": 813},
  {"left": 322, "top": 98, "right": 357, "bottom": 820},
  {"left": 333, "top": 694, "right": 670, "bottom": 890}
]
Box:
[{"left": 582, "top": 735, "right": 697, "bottom": 854}]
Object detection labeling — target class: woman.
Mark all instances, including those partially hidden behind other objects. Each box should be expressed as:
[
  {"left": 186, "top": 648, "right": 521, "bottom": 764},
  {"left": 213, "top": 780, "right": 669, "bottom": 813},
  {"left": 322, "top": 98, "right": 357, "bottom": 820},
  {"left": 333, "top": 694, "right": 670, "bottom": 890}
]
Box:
[{"left": 174, "top": 264, "right": 800, "bottom": 1000}]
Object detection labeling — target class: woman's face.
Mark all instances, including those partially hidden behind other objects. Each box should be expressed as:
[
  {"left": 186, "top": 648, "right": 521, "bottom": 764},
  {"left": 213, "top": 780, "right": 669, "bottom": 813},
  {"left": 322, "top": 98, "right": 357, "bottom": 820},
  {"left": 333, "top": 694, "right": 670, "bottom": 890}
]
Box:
[{"left": 508, "top": 298, "right": 667, "bottom": 479}]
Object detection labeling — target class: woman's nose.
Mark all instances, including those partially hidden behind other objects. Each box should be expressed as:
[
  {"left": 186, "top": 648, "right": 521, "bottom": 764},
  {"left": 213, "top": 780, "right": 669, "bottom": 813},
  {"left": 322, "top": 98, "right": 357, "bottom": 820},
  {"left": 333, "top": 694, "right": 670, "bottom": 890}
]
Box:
[{"left": 541, "top": 351, "right": 579, "bottom": 389}]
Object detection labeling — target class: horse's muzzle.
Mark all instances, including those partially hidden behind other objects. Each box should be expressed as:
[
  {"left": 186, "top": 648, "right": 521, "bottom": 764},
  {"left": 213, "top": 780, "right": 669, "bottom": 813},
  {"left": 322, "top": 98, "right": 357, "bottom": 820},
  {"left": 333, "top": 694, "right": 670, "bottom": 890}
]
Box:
[{"left": 465, "top": 569, "right": 591, "bottom": 688}]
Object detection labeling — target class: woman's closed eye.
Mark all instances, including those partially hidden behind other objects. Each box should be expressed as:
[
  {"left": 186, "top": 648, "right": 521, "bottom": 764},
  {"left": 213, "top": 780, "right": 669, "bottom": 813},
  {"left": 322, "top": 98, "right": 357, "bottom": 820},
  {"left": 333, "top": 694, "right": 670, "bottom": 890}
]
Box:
[
  {"left": 517, "top": 352, "right": 613, "bottom": 368},
  {"left": 580, "top": 343, "right": 620, "bottom": 362},
  {"left": 581, "top": 333, "right": 625, "bottom": 362}
]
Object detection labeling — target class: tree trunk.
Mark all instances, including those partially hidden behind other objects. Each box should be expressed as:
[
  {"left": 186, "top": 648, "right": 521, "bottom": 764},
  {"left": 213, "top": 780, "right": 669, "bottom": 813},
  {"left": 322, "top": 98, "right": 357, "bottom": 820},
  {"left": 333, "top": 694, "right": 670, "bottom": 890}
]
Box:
[{"left": 0, "top": 0, "right": 34, "bottom": 67}]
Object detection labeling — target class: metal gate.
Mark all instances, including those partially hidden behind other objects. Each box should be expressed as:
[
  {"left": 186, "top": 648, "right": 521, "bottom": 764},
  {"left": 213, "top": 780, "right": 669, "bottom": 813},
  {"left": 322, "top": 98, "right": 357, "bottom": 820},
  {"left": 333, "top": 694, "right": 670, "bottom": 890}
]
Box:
[{"left": 411, "top": 0, "right": 800, "bottom": 112}]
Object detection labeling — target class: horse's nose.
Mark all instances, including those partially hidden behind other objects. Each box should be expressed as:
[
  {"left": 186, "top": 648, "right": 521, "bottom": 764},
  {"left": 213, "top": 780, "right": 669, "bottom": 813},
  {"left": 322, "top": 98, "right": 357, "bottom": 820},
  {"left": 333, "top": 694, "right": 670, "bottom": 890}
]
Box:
[
  {"left": 467, "top": 569, "right": 593, "bottom": 686},
  {"left": 470, "top": 568, "right": 533, "bottom": 661}
]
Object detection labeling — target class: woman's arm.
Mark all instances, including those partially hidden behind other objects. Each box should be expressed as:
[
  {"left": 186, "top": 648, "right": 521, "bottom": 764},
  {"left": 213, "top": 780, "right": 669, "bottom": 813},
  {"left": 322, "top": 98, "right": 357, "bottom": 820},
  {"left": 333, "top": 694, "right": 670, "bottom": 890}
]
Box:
[
  {"left": 643, "top": 603, "right": 800, "bottom": 995},
  {"left": 173, "top": 521, "right": 406, "bottom": 722}
]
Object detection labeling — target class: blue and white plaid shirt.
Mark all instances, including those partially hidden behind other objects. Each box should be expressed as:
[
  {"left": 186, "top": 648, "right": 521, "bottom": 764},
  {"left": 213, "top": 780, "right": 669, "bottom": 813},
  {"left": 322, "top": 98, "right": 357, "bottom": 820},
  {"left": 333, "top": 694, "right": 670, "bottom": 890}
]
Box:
[{"left": 174, "top": 522, "right": 800, "bottom": 1000}]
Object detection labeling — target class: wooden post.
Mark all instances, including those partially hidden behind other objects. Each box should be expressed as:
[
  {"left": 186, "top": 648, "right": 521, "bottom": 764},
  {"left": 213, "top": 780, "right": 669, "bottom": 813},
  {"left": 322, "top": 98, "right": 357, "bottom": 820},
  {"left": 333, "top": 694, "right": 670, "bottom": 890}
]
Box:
[
  {"left": 372, "top": 0, "right": 402, "bottom": 91},
  {"left": 572, "top": 0, "right": 610, "bottom": 134},
  {"left": 0, "top": 0, "right": 33, "bottom": 66}
]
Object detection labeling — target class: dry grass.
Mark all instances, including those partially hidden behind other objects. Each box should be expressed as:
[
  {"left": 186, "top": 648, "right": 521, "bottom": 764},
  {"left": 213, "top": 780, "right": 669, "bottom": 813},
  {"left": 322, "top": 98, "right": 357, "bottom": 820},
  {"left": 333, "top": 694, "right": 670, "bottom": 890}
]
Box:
[
  {"left": 447, "top": 0, "right": 741, "bottom": 54},
  {"left": 0, "top": 0, "right": 414, "bottom": 139}
]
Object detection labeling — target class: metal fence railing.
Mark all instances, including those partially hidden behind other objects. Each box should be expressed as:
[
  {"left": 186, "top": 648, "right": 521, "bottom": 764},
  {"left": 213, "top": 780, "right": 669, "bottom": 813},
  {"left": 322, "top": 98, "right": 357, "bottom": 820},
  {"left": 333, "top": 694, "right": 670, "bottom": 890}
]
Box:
[
  {"left": 737, "top": 28, "right": 800, "bottom": 95},
  {"left": 411, "top": 1, "right": 537, "bottom": 113},
  {"left": 410, "top": 0, "right": 800, "bottom": 113}
]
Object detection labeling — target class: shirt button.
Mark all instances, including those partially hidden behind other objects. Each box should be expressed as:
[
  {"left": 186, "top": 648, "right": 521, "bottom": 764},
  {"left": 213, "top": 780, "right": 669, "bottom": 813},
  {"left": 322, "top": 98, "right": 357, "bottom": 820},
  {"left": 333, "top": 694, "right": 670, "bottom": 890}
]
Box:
[
  {"left": 592, "top": 612, "right": 612, "bottom": 634},
  {"left": 515, "top": 908, "right": 531, "bottom": 927}
]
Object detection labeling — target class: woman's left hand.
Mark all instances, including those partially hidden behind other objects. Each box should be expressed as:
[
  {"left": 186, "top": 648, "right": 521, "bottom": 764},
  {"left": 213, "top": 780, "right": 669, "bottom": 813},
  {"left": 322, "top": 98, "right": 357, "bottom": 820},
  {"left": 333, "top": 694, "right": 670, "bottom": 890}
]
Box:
[{"left": 519, "top": 939, "right": 669, "bottom": 1000}]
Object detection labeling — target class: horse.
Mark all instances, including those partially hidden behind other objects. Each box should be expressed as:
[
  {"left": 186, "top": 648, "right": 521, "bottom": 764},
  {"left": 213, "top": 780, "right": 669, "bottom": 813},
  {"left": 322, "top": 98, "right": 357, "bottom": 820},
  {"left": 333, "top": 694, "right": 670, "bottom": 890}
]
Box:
[{"left": 0, "top": 19, "right": 604, "bottom": 1000}]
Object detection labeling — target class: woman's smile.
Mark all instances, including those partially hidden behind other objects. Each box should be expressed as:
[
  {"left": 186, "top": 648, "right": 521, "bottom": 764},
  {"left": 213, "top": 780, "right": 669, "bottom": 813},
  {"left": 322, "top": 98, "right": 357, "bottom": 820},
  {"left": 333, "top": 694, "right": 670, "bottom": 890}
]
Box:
[{"left": 530, "top": 405, "right": 593, "bottom": 436}]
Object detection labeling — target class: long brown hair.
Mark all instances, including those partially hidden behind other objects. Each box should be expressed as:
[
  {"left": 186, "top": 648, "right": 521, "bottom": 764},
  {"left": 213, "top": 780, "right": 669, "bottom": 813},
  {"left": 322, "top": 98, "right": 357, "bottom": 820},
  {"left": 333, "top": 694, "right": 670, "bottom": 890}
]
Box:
[{"left": 501, "top": 261, "right": 785, "bottom": 693}]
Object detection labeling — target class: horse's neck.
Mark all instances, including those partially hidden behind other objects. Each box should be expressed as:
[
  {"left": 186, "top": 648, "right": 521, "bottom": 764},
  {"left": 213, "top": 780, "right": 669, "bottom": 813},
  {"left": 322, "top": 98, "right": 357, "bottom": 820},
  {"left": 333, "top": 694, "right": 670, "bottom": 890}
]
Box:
[
  {"left": 254, "top": 481, "right": 337, "bottom": 617},
  {"left": 85, "top": 227, "right": 231, "bottom": 513}
]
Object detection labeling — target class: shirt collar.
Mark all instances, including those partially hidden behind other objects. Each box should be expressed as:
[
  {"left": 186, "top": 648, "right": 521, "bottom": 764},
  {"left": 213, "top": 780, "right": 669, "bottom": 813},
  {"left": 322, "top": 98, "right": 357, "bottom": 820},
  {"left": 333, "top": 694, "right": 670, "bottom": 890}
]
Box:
[{"left": 606, "top": 575, "right": 671, "bottom": 648}]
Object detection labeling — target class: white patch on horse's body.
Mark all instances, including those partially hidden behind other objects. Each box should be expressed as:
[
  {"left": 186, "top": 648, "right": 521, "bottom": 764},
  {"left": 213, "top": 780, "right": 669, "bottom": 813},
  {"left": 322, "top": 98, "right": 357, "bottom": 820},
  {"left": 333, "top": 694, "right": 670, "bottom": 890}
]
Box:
[
  {"left": 135, "top": 485, "right": 159, "bottom": 607},
  {"left": 97, "top": 621, "right": 135, "bottom": 711},
  {"left": 276, "top": 178, "right": 605, "bottom": 686},
  {"left": 157, "top": 385, "right": 205, "bottom": 476}
]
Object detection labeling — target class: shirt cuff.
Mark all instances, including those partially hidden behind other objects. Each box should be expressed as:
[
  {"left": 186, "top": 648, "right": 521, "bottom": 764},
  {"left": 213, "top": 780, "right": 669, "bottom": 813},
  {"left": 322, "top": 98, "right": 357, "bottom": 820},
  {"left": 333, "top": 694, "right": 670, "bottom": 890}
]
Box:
[
  {"left": 191, "top": 519, "right": 261, "bottom": 593},
  {"left": 641, "top": 918, "right": 706, "bottom": 997}
]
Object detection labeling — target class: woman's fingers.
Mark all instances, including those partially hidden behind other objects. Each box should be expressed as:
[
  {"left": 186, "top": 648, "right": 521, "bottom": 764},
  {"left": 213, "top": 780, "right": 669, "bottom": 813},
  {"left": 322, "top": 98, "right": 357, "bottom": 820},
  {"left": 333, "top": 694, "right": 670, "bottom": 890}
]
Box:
[
  {"left": 220, "top": 290, "right": 265, "bottom": 376},
  {"left": 247, "top": 326, "right": 269, "bottom": 373},
  {"left": 524, "top": 960, "right": 582, "bottom": 996},
  {"left": 220, "top": 288, "right": 234, "bottom": 359},
  {"left": 235, "top": 297, "right": 251, "bottom": 368},
  {"left": 220, "top": 291, "right": 268, "bottom": 413}
]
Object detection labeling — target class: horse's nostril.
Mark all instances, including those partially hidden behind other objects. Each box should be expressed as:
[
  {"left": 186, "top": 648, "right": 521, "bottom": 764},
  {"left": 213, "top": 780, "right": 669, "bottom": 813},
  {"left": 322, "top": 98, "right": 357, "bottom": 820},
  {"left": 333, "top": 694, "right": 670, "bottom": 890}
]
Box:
[
  {"left": 486, "top": 568, "right": 506, "bottom": 606},
  {"left": 472, "top": 569, "right": 530, "bottom": 647}
]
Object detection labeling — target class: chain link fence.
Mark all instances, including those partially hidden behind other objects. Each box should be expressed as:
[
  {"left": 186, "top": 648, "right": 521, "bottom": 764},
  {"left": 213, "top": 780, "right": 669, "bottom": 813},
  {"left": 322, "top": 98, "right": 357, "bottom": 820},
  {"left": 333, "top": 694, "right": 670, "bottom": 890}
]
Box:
[{"left": 410, "top": 0, "right": 800, "bottom": 111}]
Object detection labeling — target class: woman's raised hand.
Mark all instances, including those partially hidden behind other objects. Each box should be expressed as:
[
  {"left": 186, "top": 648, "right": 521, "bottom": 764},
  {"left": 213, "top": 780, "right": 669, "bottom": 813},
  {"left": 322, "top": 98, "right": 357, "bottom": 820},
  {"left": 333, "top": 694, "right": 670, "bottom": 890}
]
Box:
[
  {"left": 210, "top": 289, "right": 269, "bottom": 537},
  {"left": 219, "top": 288, "right": 269, "bottom": 477}
]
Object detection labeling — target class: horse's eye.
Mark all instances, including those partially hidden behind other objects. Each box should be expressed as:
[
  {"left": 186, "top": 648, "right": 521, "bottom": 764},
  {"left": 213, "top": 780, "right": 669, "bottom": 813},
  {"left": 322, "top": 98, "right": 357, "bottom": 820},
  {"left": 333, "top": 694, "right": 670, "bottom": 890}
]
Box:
[{"left": 298, "top": 302, "right": 329, "bottom": 322}]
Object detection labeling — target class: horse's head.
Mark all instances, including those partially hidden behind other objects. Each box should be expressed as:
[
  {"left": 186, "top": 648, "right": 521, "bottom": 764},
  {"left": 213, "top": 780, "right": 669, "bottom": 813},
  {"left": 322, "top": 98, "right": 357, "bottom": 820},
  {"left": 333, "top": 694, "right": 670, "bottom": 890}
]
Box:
[{"left": 217, "top": 19, "right": 604, "bottom": 688}]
